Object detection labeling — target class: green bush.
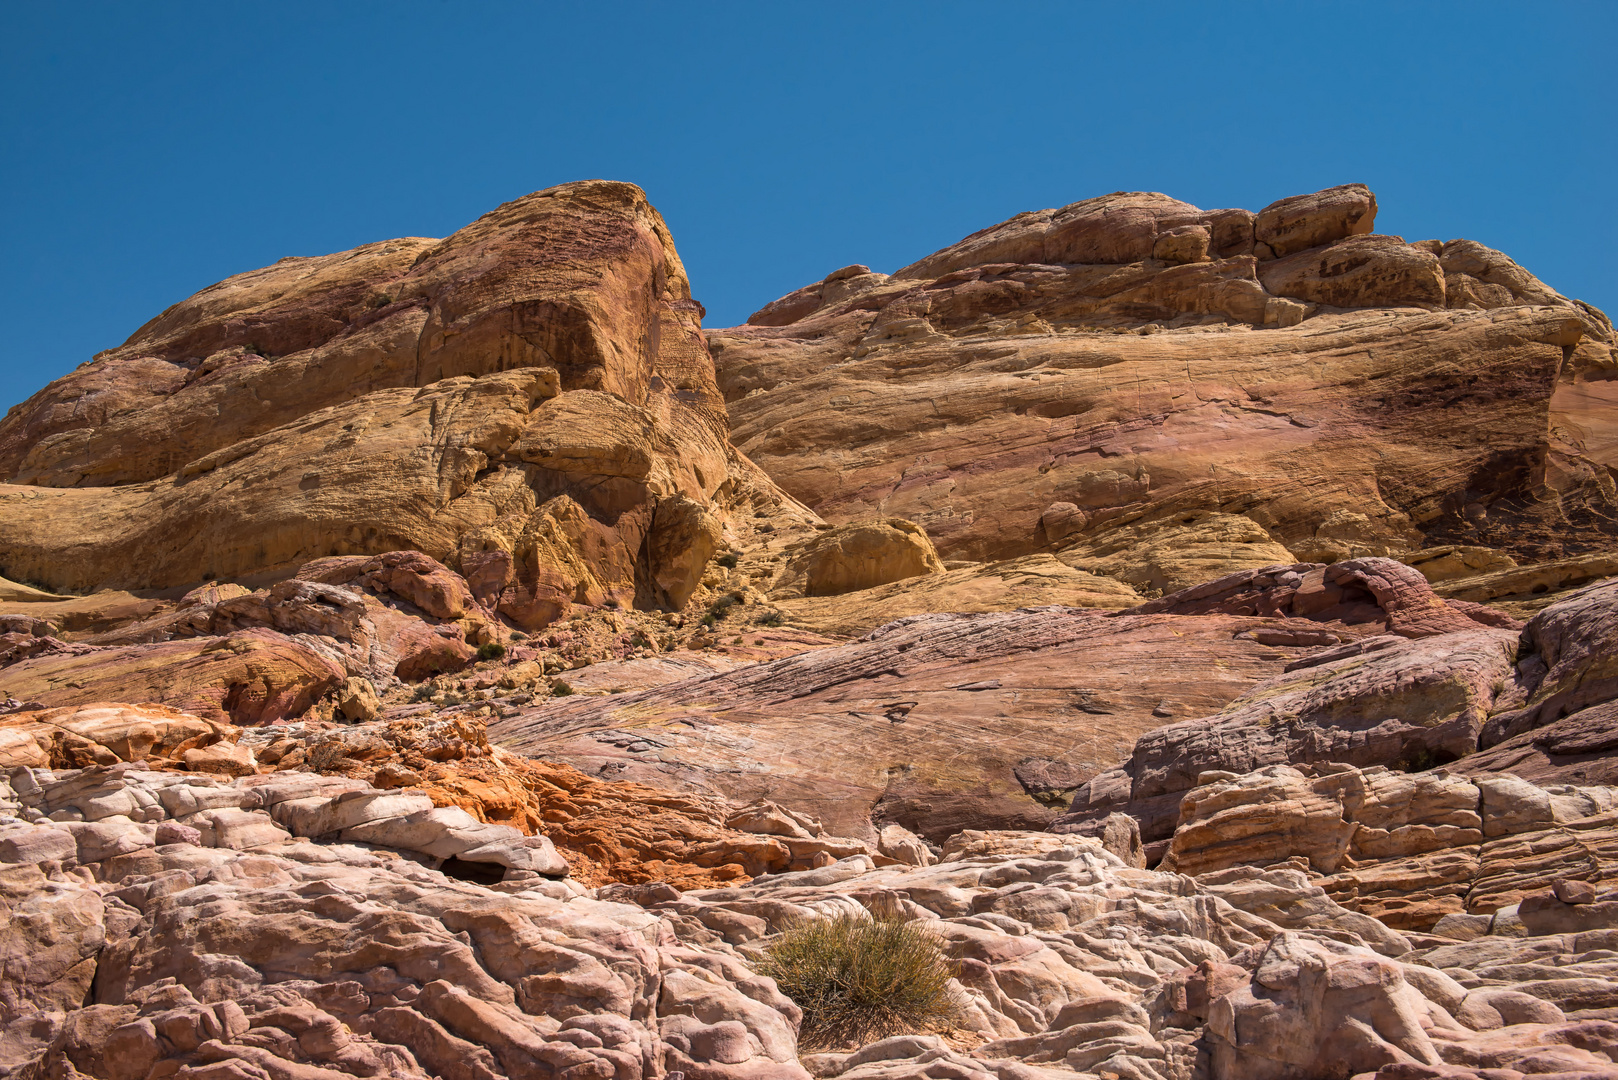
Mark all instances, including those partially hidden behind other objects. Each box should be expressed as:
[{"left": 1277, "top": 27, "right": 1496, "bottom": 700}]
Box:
[
  {"left": 757, "top": 610, "right": 785, "bottom": 627},
  {"left": 477, "top": 642, "right": 507, "bottom": 661},
  {"left": 759, "top": 915, "right": 958, "bottom": 1049}
]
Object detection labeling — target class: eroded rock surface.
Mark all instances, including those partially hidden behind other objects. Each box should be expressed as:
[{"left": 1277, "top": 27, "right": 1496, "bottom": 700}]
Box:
[
  {"left": 9, "top": 753, "right": 1618, "bottom": 1080},
  {"left": 4, "top": 179, "right": 1618, "bottom": 1080},
  {"left": 492, "top": 604, "right": 1398, "bottom": 843},
  {"left": 713, "top": 184, "right": 1616, "bottom": 583},
  {"left": 0, "top": 181, "right": 812, "bottom": 628},
  {"left": 1051, "top": 565, "right": 1618, "bottom": 843}
]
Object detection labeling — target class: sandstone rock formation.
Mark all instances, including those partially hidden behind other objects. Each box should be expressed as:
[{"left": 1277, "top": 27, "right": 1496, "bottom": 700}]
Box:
[
  {"left": 493, "top": 556, "right": 1530, "bottom": 841},
  {"left": 768, "top": 519, "right": 946, "bottom": 600},
  {"left": 769, "top": 555, "right": 1141, "bottom": 637},
  {"left": 8, "top": 750, "right": 1618, "bottom": 1080},
  {"left": 0, "top": 701, "right": 878, "bottom": 889},
  {"left": 0, "top": 763, "right": 812, "bottom": 1080},
  {"left": 1055, "top": 565, "right": 1618, "bottom": 849},
  {"left": 713, "top": 184, "right": 1617, "bottom": 589},
  {"left": 0, "top": 181, "right": 812, "bottom": 630},
  {"left": 5, "top": 177, "right": 1618, "bottom": 1080}
]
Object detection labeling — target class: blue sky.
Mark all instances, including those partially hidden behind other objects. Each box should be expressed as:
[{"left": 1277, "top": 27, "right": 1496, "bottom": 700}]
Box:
[{"left": 3, "top": 2, "right": 1614, "bottom": 413}]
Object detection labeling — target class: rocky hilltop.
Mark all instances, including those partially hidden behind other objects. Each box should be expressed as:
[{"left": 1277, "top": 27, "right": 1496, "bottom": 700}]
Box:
[
  {"left": 0, "top": 181, "right": 811, "bottom": 616},
  {"left": 3, "top": 181, "right": 1618, "bottom": 1080},
  {"left": 713, "top": 184, "right": 1617, "bottom": 580}
]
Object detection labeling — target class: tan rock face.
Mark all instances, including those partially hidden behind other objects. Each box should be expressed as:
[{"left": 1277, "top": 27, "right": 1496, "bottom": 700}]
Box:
[
  {"left": 0, "top": 181, "right": 807, "bottom": 631},
  {"left": 491, "top": 602, "right": 1390, "bottom": 843},
  {"left": 1053, "top": 511, "right": 1297, "bottom": 595},
  {"left": 0, "top": 630, "right": 345, "bottom": 725},
  {"left": 771, "top": 553, "right": 1142, "bottom": 637},
  {"left": 712, "top": 184, "right": 1616, "bottom": 579},
  {"left": 768, "top": 518, "right": 946, "bottom": 599}
]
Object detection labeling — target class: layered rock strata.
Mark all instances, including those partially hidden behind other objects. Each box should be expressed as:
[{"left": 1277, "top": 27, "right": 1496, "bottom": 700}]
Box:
[
  {"left": 8, "top": 756, "right": 1618, "bottom": 1080},
  {"left": 0, "top": 181, "right": 813, "bottom": 628},
  {"left": 491, "top": 557, "right": 1511, "bottom": 842},
  {"left": 714, "top": 184, "right": 1617, "bottom": 581},
  {"left": 1058, "top": 564, "right": 1618, "bottom": 846},
  {"left": 0, "top": 702, "right": 875, "bottom": 889}
]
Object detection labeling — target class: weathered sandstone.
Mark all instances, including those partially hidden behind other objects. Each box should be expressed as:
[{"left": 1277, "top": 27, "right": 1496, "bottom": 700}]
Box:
[
  {"left": 3, "top": 176, "right": 1618, "bottom": 1080},
  {"left": 0, "top": 182, "right": 812, "bottom": 633},
  {"left": 713, "top": 184, "right": 1616, "bottom": 589},
  {"left": 491, "top": 588, "right": 1420, "bottom": 842},
  {"left": 767, "top": 519, "right": 945, "bottom": 600},
  {"left": 8, "top": 753, "right": 1618, "bottom": 1080}
]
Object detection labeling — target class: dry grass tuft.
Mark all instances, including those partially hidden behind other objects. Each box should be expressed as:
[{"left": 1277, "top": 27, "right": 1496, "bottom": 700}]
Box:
[{"left": 759, "top": 915, "right": 959, "bottom": 1049}]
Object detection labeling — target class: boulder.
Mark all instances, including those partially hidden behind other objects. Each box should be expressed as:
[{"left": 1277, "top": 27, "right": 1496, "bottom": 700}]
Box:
[
  {"left": 336, "top": 676, "right": 382, "bottom": 722},
  {"left": 1253, "top": 183, "right": 1378, "bottom": 257},
  {"left": 0, "top": 631, "right": 344, "bottom": 725},
  {"left": 769, "top": 519, "right": 946, "bottom": 599}
]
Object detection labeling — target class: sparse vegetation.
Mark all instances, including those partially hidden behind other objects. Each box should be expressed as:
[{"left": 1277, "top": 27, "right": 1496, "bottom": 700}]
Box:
[
  {"left": 552, "top": 680, "right": 575, "bottom": 697},
  {"left": 757, "top": 610, "right": 786, "bottom": 627},
  {"left": 701, "top": 592, "right": 743, "bottom": 629},
  {"left": 759, "top": 915, "right": 959, "bottom": 1049},
  {"left": 477, "top": 642, "right": 507, "bottom": 662},
  {"left": 717, "top": 552, "right": 739, "bottom": 569}
]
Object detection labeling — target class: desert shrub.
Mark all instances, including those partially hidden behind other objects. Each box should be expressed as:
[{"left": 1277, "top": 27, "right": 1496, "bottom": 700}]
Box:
[
  {"left": 551, "top": 680, "right": 574, "bottom": 697},
  {"left": 477, "top": 641, "right": 507, "bottom": 661},
  {"left": 717, "top": 552, "right": 739, "bottom": 569},
  {"left": 759, "top": 915, "right": 958, "bottom": 1049},
  {"left": 757, "top": 610, "right": 786, "bottom": 627}
]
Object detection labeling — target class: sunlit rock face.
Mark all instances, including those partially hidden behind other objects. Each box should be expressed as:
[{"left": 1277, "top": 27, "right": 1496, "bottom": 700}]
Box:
[
  {"left": 713, "top": 184, "right": 1618, "bottom": 576},
  {"left": 0, "top": 180, "right": 811, "bottom": 626}
]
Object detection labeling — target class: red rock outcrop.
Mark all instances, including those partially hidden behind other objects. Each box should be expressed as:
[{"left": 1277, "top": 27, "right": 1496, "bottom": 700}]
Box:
[
  {"left": 5, "top": 177, "right": 1618, "bottom": 1080},
  {"left": 1053, "top": 570, "right": 1618, "bottom": 855},
  {"left": 490, "top": 593, "right": 1420, "bottom": 842},
  {"left": 0, "top": 630, "right": 344, "bottom": 725},
  {"left": 712, "top": 184, "right": 1616, "bottom": 582},
  {"left": 0, "top": 701, "right": 875, "bottom": 889}
]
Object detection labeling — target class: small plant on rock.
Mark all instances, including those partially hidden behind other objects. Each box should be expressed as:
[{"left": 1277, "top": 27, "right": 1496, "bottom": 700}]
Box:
[
  {"left": 705, "top": 593, "right": 741, "bottom": 624},
  {"left": 477, "top": 641, "right": 507, "bottom": 662},
  {"left": 759, "top": 915, "right": 959, "bottom": 1049},
  {"left": 716, "top": 552, "right": 739, "bottom": 569}
]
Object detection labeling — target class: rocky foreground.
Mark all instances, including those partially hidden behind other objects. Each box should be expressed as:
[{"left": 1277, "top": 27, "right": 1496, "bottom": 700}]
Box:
[
  {"left": 5, "top": 713, "right": 1618, "bottom": 1080},
  {"left": 3, "top": 176, "right": 1618, "bottom": 1078}
]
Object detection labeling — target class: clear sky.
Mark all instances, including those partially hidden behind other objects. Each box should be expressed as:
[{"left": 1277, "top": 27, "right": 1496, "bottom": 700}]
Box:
[{"left": 3, "top": 1, "right": 1614, "bottom": 413}]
